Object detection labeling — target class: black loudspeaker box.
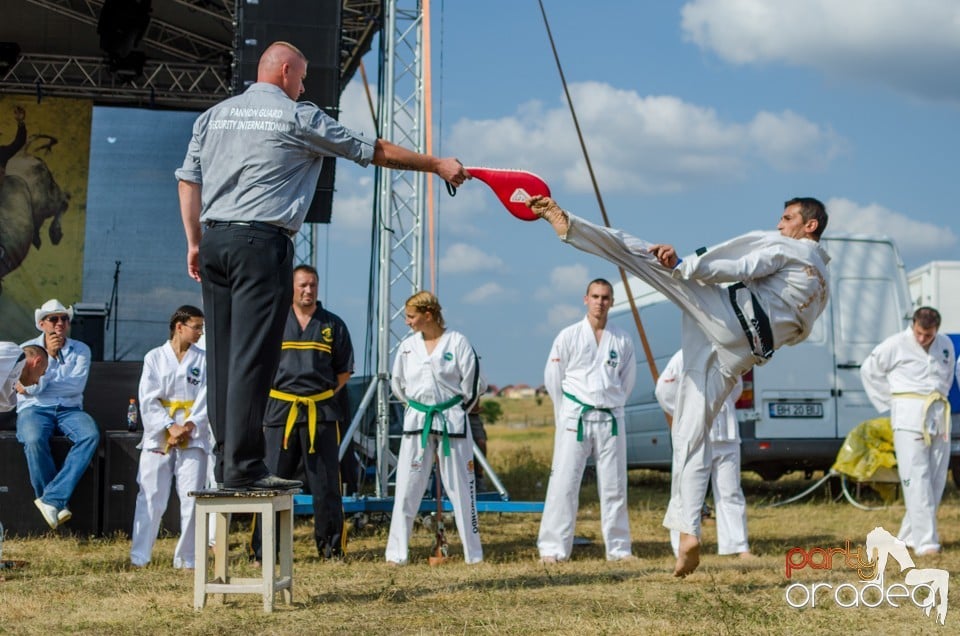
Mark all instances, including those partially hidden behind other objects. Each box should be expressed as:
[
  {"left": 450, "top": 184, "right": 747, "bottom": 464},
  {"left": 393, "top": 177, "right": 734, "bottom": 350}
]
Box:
[
  {"left": 101, "top": 432, "right": 181, "bottom": 537},
  {"left": 0, "top": 432, "right": 100, "bottom": 536}
]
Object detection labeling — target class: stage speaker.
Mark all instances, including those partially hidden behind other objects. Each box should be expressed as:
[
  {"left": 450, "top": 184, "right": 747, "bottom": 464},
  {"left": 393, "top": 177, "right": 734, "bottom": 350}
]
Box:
[
  {"left": 71, "top": 303, "right": 108, "bottom": 362},
  {"left": 84, "top": 361, "right": 144, "bottom": 432},
  {"left": 0, "top": 432, "right": 100, "bottom": 537},
  {"left": 101, "top": 432, "right": 180, "bottom": 537},
  {"left": 233, "top": 0, "right": 342, "bottom": 225}
]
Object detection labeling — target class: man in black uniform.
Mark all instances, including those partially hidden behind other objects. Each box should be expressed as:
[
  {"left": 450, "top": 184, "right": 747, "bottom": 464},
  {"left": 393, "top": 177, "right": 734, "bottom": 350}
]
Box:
[{"left": 262, "top": 264, "right": 354, "bottom": 558}]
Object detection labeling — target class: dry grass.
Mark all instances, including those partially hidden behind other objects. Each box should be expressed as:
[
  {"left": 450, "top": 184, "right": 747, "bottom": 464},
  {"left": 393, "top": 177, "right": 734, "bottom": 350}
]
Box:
[{"left": 2, "top": 400, "right": 958, "bottom": 634}]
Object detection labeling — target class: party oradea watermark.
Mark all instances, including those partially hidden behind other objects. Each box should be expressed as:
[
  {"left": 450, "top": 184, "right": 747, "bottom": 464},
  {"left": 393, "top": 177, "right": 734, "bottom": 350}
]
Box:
[{"left": 784, "top": 526, "right": 949, "bottom": 626}]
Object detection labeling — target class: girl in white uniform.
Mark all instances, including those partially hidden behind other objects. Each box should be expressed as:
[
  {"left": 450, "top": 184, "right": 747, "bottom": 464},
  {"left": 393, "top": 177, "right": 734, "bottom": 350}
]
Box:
[
  {"left": 385, "top": 292, "right": 484, "bottom": 565},
  {"left": 130, "top": 305, "right": 209, "bottom": 569},
  {"left": 656, "top": 350, "right": 751, "bottom": 558},
  {"left": 861, "top": 307, "right": 956, "bottom": 555}
]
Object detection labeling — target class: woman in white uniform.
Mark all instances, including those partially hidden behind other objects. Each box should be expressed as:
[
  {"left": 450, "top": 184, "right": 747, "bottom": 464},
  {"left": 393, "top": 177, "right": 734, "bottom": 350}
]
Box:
[
  {"left": 130, "top": 305, "right": 209, "bottom": 569},
  {"left": 385, "top": 292, "right": 484, "bottom": 565}
]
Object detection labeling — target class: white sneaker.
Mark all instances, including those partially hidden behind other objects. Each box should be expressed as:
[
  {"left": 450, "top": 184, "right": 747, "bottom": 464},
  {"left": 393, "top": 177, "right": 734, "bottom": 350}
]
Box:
[
  {"left": 34, "top": 498, "right": 59, "bottom": 529},
  {"left": 57, "top": 508, "right": 72, "bottom": 525}
]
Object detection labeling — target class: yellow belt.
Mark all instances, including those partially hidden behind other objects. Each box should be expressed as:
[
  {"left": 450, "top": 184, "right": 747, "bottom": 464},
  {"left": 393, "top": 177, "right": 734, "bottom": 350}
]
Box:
[
  {"left": 159, "top": 399, "right": 194, "bottom": 453},
  {"left": 269, "top": 388, "right": 335, "bottom": 453},
  {"left": 891, "top": 391, "right": 951, "bottom": 445}
]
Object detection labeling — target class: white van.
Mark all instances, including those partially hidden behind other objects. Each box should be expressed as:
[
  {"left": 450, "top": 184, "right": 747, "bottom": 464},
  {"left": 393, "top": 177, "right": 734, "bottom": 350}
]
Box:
[
  {"left": 609, "top": 233, "right": 915, "bottom": 480},
  {"left": 908, "top": 260, "right": 960, "bottom": 485}
]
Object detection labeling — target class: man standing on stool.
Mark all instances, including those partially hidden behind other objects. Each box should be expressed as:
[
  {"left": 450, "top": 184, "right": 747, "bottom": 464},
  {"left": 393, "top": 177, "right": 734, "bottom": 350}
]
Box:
[
  {"left": 861, "top": 307, "right": 956, "bottom": 556},
  {"left": 656, "top": 350, "right": 752, "bottom": 560},
  {"left": 176, "top": 41, "right": 469, "bottom": 491},
  {"left": 262, "top": 264, "right": 354, "bottom": 560},
  {"left": 16, "top": 299, "right": 101, "bottom": 529},
  {"left": 528, "top": 194, "right": 829, "bottom": 576},
  {"left": 538, "top": 279, "right": 636, "bottom": 563}
]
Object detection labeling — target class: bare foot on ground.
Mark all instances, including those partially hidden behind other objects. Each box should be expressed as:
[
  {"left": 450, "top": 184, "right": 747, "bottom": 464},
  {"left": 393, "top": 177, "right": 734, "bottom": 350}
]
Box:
[{"left": 674, "top": 532, "right": 700, "bottom": 578}]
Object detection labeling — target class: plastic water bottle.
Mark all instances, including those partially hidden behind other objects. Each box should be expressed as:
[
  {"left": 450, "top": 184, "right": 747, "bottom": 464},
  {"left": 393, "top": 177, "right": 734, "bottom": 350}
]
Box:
[{"left": 127, "top": 398, "right": 139, "bottom": 432}]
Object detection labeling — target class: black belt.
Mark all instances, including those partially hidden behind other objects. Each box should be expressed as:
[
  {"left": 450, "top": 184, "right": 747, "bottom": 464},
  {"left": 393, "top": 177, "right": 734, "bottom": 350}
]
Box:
[
  {"left": 204, "top": 220, "right": 296, "bottom": 238},
  {"left": 728, "top": 282, "right": 775, "bottom": 364}
]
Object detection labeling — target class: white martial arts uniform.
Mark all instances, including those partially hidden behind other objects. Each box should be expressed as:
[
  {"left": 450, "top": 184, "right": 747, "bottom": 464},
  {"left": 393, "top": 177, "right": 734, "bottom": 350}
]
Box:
[
  {"left": 560, "top": 214, "right": 830, "bottom": 539},
  {"left": 861, "top": 328, "right": 956, "bottom": 554},
  {"left": 657, "top": 351, "right": 749, "bottom": 556},
  {"left": 130, "top": 342, "right": 209, "bottom": 568},
  {"left": 1, "top": 342, "right": 27, "bottom": 412},
  {"left": 538, "top": 317, "right": 636, "bottom": 561},
  {"left": 386, "top": 330, "right": 484, "bottom": 564}
]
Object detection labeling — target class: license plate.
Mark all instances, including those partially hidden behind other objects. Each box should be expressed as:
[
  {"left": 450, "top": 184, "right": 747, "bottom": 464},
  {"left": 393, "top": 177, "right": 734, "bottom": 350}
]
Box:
[{"left": 768, "top": 402, "right": 823, "bottom": 418}]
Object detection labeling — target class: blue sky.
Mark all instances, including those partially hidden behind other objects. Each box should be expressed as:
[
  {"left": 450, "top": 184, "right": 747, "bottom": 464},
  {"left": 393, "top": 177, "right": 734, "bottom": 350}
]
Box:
[{"left": 309, "top": 0, "right": 960, "bottom": 387}]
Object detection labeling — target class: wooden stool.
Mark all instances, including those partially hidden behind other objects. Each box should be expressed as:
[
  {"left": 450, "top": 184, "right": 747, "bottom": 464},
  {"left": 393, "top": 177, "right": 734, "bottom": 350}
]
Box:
[{"left": 190, "top": 489, "right": 294, "bottom": 612}]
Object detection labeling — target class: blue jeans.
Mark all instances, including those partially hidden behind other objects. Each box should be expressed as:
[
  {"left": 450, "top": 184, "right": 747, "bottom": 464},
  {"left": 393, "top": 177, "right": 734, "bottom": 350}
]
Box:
[{"left": 15, "top": 405, "right": 100, "bottom": 510}]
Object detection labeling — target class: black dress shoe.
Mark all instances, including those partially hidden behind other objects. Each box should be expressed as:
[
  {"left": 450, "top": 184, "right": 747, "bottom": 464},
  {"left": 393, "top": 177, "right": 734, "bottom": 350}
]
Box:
[{"left": 248, "top": 474, "right": 303, "bottom": 491}]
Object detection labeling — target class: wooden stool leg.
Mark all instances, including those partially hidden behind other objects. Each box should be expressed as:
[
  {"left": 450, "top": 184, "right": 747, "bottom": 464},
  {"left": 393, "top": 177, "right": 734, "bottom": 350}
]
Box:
[
  {"left": 261, "top": 507, "right": 276, "bottom": 612},
  {"left": 193, "top": 504, "right": 208, "bottom": 610},
  {"left": 213, "top": 510, "right": 230, "bottom": 604},
  {"left": 279, "top": 507, "right": 293, "bottom": 604}
]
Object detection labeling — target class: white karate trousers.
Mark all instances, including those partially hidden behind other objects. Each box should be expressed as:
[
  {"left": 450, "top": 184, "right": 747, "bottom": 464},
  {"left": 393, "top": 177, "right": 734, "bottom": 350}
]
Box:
[
  {"left": 385, "top": 433, "right": 482, "bottom": 564},
  {"left": 130, "top": 446, "right": 207, "bottom": 568},
  {"left": 893, "top": 429, "right": 950, "bottom": 554},
  {"left": 538, "top": 415, "right": 632, "bottom": 561},
  {"left": 670, "top": 440, "right": 749, "bottom": 556}
]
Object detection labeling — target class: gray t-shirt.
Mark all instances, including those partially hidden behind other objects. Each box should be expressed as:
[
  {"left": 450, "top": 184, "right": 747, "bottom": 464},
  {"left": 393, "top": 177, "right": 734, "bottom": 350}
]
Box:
[{"left": 175, "top": 82, "right": 375, "bottom": 232}]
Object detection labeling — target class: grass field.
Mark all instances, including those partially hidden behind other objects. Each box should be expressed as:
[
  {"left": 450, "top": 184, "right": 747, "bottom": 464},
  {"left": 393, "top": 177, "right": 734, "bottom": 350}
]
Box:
[{"left": 1, "top": 398, "right": 957, "bottom": 634}]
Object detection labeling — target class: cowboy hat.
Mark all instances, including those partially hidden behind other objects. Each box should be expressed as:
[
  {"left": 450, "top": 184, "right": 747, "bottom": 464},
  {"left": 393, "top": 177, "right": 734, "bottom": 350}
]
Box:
[{"left": 35, "top": 299, "right": 74, "bottom": 330}]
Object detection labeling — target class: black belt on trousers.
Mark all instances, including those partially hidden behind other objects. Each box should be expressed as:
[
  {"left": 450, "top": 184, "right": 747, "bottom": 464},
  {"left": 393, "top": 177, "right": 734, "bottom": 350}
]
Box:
[
  {"left": 728, "top": 282, "right": 775, "bottom": 363},
  {"left": 204, "top": 220, "right": 296, "bottom": 238}
]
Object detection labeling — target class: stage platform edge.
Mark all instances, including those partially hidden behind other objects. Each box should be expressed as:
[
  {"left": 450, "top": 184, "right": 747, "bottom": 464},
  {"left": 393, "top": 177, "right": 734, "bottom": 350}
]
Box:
[{"left": 293, "top": 494, "right": 544, "bottom": 515}]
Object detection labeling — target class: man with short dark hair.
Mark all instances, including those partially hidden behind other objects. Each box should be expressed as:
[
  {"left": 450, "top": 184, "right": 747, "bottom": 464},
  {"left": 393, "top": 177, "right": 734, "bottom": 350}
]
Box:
[
  {"left": 176, "top": 41, "right": 469, "bottom": 491},
  {"left": 530, "top": 195, "right": 830, "bottom": 576},
  {"left": 1, "top": 343, "right": 47, "bottom": 412},
  {"left": 861, "top": 306, "right": 956, "bottom": 556},
  {"left": 538, "top": 279, "right": 636, "bottom": 564},
  {"left": 259, "top": 264, "right": 354, "bottom": 559},
  {"left": 16, "top": 299, "right": 100, "bottom": 529}
]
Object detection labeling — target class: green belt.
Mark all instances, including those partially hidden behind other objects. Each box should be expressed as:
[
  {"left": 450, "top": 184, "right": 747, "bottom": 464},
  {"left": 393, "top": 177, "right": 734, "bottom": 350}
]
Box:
[
  {"left": 563, "top": 391, "right": 617, "bottom": 442},
  {"left": 407, "top": 395, "right": 463, "bottom": 456}
]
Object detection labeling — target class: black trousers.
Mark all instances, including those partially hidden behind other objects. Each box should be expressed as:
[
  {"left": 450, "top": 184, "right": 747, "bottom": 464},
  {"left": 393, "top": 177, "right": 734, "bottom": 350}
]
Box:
[
  {"left": 199, "top": 223, "right": 293, "bottom": 487},
  {"left": 253, "top": 423, "right": 345, "bottom": 559}
]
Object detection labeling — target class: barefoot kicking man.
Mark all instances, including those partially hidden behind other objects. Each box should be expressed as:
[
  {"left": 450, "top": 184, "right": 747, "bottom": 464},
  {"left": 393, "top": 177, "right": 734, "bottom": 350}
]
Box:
[{"left": 528, "top": 195, "right": 829, "bottom": 576}]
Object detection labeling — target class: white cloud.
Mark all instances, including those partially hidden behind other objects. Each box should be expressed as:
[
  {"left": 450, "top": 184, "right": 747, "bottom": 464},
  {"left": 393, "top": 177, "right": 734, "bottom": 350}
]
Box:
[
  {"left": 462, "top": 282, "right": 507, "bottom": 304},
  {"left": 542, "top": 303, "right": 585, "bottom": 333},
  {"left": 826, "top": 197, "right": 958, "bottom": 259},
  {"left": 339, "top": 80, "right": 378, "bottom": 136},
  {"left": 448, "top": 81, "right": 845, "bottom": 195},
  {"left": 439, "top": 242, "right": 505, "bottom": 274},
  {"left": 534, "top": 263, "right": 591, "bottom": 300},
  {"left": 681, "top": 0, "right": 960, "bottom": 103}
]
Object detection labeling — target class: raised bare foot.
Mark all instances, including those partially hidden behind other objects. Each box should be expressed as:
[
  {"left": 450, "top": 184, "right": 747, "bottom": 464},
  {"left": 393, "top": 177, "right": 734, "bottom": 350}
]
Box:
[
  {"left": 738, "top": 551, "right": 757, "bottom": 560},
  {"left": 673, "top": 532, "right": 700, "bottom": 578},
  {"left": 527, "top": 195, "right": 569, "bottom": 237}
]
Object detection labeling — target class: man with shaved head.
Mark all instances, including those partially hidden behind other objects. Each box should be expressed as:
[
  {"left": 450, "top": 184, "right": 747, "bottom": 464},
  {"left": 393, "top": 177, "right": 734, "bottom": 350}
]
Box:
[{"left": 176, "top": 41, "right": 471, "bottom": 491}]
